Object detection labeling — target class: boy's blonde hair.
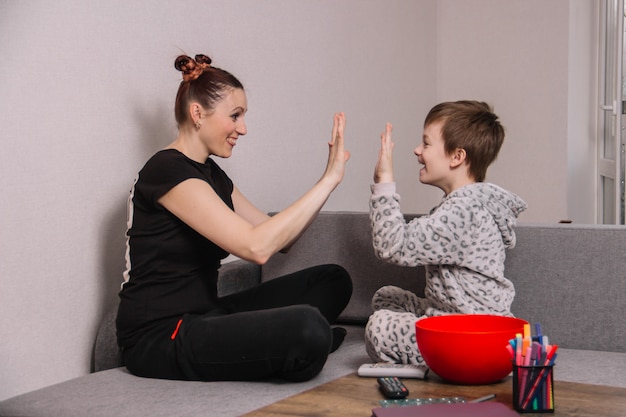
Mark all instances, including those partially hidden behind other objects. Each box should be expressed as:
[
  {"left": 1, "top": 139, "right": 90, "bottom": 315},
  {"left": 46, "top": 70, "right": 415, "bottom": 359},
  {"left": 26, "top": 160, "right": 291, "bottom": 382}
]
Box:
[{"left": 424, "top": 101, "right": 504, "bottom": 182}]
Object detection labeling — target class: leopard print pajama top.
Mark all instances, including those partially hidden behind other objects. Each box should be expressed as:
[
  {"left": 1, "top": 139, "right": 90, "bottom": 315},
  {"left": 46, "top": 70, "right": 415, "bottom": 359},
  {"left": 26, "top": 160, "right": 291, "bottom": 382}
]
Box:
[{"left": 369, "top": 181, "right": 528, "bottom": 317}]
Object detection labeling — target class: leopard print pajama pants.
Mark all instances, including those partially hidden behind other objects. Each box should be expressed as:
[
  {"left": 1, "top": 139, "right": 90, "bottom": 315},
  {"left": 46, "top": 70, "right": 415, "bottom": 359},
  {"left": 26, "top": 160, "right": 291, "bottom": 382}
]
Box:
[{"left": 364, "top": 285, "right": 430, "bottom": 365}]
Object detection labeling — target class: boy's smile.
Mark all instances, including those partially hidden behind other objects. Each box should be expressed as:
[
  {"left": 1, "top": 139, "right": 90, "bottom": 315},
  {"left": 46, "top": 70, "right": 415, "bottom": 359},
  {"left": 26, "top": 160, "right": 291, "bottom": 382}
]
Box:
[{"left": 414, "top": 121, "right": 452, "bottom": 192}]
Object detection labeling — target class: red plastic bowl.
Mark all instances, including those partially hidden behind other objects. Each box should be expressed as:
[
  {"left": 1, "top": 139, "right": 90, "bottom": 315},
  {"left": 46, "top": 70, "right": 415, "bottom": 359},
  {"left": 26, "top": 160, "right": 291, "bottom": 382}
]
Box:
[{"left": 415, "top": 314, "right": 528, "bottom": 385}]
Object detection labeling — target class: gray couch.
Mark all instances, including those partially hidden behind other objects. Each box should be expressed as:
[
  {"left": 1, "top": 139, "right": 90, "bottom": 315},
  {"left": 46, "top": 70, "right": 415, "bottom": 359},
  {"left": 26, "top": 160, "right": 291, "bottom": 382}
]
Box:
[{"left": 2, "top": 212, "right": 626, "bottom": 417}]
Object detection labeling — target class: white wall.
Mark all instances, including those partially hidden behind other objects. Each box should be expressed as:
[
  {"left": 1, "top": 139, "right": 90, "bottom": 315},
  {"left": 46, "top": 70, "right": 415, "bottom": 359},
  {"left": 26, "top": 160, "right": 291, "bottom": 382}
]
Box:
[
  {"left": 567, "top": 0, "right": 599, "bottom": 223},
  {"left": 0, "top": 0, "right": 437, "bottom": 400},
  {"left": 437, "top": 0, "right": 598, "bottom": 223},
  {"left": 0, "top": 0, "right": 596, "bottom": 401}
]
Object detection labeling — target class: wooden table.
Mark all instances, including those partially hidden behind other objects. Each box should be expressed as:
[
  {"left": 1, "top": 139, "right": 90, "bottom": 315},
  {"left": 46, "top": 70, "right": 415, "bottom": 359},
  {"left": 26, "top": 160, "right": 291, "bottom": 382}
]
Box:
[{"left": 241, "top": 373, "right": 626, "bottom": 417}]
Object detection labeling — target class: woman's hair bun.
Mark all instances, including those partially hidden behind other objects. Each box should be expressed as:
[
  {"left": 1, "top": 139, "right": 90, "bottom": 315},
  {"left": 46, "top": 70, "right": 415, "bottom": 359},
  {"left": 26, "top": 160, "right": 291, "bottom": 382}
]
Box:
[
  {"left": 194, "top": 54, "right": 212, "bottom": 66},
  {"left": 175, "top": 54, "right": 212, "bottom": 82}
]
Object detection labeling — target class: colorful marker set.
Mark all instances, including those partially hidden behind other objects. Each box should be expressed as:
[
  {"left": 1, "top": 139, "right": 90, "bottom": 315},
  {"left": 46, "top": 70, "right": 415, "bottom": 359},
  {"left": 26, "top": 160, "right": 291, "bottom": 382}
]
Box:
[{"left": 506, "top": 323, "right": 558, "bottom": 413}]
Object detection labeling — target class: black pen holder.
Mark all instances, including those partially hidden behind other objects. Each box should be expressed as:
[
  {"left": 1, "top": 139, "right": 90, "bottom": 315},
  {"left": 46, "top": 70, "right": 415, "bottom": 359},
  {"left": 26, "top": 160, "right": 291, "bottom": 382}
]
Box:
[{"left": 512, "top": 364, "right": 555, "bottom": 413}]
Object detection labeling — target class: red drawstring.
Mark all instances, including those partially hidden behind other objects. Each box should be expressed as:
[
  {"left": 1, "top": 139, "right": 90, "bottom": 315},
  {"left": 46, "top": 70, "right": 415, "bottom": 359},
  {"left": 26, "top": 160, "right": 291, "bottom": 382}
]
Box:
[{"left": 170, "top": 319, "right": 183, "bottom": 340}]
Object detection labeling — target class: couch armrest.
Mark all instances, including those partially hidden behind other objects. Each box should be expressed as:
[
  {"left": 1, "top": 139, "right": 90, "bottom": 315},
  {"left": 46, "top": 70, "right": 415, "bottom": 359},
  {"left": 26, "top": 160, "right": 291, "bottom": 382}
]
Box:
[{"left": 93, "top": 304, "right": 122, "bottom": 372}]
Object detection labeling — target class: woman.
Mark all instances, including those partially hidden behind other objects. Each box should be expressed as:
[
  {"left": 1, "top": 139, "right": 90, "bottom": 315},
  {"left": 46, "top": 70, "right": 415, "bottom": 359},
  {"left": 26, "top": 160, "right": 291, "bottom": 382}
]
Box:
[{"left": 116, "top": 54, "right": 352, "bottom": 382}]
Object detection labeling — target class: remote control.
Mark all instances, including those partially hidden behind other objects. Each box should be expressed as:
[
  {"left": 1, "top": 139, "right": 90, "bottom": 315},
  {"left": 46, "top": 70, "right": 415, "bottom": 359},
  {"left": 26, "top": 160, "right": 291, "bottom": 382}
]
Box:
[
  {"left": 377, "top": 376, "right": 409, "bottom": 399},
  {"left": 358, "top": 363, "right": 429, "bottom": 379}
]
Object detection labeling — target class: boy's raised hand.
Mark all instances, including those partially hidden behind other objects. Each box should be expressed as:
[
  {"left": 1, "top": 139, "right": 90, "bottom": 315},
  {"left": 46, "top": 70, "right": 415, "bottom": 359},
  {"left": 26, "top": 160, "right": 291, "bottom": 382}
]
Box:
[{"left": 374, "top": 122, "right": 394, "bottom": 183}]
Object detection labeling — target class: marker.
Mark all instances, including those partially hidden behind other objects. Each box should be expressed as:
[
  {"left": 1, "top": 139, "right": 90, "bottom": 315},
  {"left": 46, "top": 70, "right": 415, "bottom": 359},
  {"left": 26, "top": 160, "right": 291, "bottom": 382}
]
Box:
[
  {"left": 534, "top": 322, "right": 543, "bottom": 342},
  {"left": 515, "top": 333, "right": 523, "bottom": 365},
  {"left": 522, "top": 324, "right": 531, "bottom": 352},
  {"left": 523, "top": 346, "right": 532, "bottom": 365},
  {"left": 531, "top": 342, "right": 541, "bottom": 366},
  {"left": 521, "top": 345, "right": 558, "bottom": 409},
  {"left": 506, "top": 344, "right": 515, "bottom": 360},
  {"left": 469, "top": 394, "right": 496, "bottom": 403},
  {"left": 519, "top": 346, "right": 532, "bottom": 400}
]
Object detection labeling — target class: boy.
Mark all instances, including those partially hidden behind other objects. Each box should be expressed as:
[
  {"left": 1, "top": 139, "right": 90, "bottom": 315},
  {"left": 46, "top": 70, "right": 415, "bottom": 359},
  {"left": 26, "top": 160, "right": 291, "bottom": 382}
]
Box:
[{"left": 365, "top": 101, "right": 527, "bottom": 365}]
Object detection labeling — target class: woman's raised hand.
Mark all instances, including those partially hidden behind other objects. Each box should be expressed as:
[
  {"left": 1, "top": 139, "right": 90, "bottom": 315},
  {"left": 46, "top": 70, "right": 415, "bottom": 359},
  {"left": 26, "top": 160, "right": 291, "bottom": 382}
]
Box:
[
  {"left": 322, "top": 112, "right": 350, "bottom": 187},
  {"left": 374, "top": 122, "right": 394, "bottom": 184}
]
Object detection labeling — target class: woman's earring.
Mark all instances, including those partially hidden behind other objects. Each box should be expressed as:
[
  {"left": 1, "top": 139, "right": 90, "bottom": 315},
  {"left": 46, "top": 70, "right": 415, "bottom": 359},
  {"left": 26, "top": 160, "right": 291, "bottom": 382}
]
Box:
[{"left": 195, "top": 120, "right": 201, "bottom": 130}]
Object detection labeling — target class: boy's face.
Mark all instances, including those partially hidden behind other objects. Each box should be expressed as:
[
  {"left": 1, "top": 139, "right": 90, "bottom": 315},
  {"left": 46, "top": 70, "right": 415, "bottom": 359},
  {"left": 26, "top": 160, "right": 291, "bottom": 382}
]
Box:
[{"left": 414, "top": 120, "right": 454, "bottom": 192}]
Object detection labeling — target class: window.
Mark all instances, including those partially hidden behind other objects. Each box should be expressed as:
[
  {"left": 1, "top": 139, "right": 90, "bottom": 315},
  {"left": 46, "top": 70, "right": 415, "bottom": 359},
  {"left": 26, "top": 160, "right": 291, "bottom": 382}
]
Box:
[{"left": 598, "top": 0, "right": 626, "bottom": 224}]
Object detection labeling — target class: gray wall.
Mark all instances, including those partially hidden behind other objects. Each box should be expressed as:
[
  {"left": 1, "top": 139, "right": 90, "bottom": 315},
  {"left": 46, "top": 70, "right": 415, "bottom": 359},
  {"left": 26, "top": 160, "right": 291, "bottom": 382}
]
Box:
[{"left": 0, "top": 0, "right": 597, "bottom": 400}]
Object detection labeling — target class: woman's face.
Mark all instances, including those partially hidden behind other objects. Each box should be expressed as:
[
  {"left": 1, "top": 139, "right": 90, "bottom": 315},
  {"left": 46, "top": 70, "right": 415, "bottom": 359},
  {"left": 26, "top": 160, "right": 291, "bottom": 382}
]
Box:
[{"left": 200, "top": 88, "right": 248, "bottom": 158}]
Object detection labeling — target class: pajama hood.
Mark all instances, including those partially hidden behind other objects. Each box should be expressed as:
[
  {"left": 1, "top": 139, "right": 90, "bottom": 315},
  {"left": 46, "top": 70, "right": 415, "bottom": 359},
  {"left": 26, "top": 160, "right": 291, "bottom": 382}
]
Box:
[{"left": 441, "top": 183, "right": 528, "bottom": 248}]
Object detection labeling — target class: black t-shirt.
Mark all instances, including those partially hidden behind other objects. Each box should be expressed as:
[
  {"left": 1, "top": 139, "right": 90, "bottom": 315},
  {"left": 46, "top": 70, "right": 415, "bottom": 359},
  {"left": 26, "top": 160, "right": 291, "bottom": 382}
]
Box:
[{"left": 116, "top": 149, "right": 234, "bottom": 347}]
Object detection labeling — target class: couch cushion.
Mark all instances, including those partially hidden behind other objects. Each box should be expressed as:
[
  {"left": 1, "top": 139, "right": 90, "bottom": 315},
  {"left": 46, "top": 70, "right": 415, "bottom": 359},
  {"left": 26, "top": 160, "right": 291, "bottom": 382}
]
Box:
[
  {"left": 0, "top": 326, "right": 370, "bottom": 417},
  {"left": 261, "top": 212, "right": 426, "bottom": 323},
  {"left": 505, "top": 223, "right": 626, "bottom": 352},
  {"left": 93, "top": 304, "right": 123, "bottom": 372}
]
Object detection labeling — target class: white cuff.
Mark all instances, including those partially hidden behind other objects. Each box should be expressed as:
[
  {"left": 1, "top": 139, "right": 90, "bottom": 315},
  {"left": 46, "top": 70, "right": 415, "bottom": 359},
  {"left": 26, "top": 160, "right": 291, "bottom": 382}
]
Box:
[{"left": 370, "top": 182, "right": 397, "bottom": 196}]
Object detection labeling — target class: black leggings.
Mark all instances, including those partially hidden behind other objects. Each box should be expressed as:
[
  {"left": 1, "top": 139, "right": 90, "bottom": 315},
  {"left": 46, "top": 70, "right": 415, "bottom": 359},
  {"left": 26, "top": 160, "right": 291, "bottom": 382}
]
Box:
[{"left": 123, "top": 264, "right": 352, "bottom": 382}]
